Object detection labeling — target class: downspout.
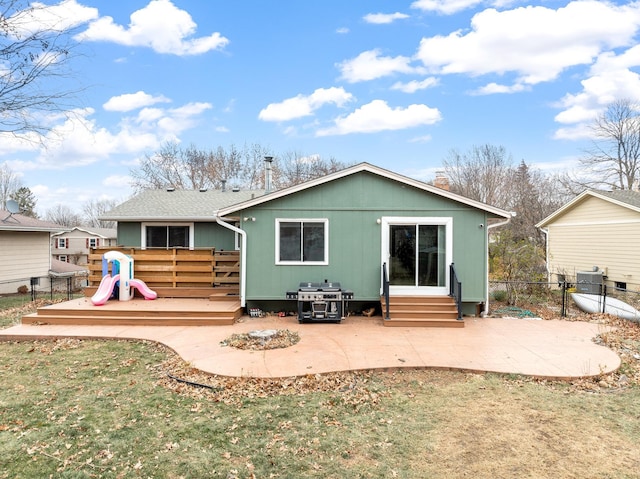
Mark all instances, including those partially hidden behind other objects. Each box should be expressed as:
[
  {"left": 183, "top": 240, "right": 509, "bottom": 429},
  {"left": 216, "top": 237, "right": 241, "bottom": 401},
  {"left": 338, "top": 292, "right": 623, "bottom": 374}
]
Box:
[
  {"left": 539, "top": 227, "right": 550, "bottom": 279},
  {"left": 215, "top": 215, "right": 247, "bottom": 308},
  {"left": 484, "top": 214, "right": 514, "bottom": 316}
]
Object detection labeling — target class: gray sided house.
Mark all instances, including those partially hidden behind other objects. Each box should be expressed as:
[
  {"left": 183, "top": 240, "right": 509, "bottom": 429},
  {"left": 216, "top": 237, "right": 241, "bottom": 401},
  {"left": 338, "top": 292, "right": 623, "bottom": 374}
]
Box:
[{"left": 103, "top": 163, "right": 511, "bottom": 316}]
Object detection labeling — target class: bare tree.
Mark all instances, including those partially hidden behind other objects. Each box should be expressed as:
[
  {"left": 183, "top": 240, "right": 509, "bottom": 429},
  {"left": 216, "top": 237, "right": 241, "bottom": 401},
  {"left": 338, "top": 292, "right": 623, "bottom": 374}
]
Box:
[
  {"left": 0, "top": 163, "right": 22, "bottom": 209},
  {"left": 443, "top": 144, "right": 513, "bottom": 207},
  {"left": 506, "top": 161, "right": 566, "bottom": 244},
  {"left": 45, "top": 204, "right": 81, "bottom": 227},
  {"left": 276, "top": 151, "right": 349, "bottom": 188},
  {"left": 131, "top": 142, "right": 348, "bottom": 192},
  {"left": 580, "top": 99, "right": 640, "bottom": 190},
  {"left": 82, "top": 199, "right": 118, "bottom": 228},
  {"left": 0, "top": 0, "right": 84, "bottom": 139}
]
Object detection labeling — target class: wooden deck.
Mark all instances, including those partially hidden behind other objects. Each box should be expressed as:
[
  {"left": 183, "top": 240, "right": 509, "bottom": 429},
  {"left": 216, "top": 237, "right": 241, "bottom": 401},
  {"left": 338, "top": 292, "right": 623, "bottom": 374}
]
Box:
[
  {"left": 381, "top": 295, "right": 464, "bottom": 328},
  {"left": 22, "top": 297, "right": 243, "bottom": 326}
]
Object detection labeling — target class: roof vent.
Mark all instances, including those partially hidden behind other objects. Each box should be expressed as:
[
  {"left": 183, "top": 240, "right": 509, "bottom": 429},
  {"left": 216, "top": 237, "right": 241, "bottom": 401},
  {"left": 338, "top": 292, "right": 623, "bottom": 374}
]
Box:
[
  {"left": 199, "top": 187, "right": 208, "bottom": 192},
  {"left": 166, "top": 187, "right": 175, "bottom": 192},
  {"left": 232, "top": 186, "right": 240, "bottom": 192}
]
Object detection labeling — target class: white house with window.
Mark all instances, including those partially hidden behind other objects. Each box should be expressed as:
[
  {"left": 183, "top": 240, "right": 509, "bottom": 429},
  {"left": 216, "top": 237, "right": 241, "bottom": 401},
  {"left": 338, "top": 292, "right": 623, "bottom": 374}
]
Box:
[
  {"left": 51, "top": 226, "right": 117, "bottom": 266},
  {"left": 0, "top": 209, "right": 68, "bottom": 294}
]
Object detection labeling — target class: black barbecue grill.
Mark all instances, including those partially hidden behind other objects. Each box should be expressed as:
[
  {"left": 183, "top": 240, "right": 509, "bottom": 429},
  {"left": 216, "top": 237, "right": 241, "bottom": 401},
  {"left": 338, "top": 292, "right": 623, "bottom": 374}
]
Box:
[{"left": 286, "top": 282, "right": 353, "bottom": 323}]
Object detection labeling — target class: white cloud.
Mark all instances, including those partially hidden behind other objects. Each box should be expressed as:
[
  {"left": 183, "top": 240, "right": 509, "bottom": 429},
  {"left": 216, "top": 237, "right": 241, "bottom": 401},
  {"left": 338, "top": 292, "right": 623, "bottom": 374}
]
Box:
[
  {"left": 472, "top": 82, "right": 528, "bottom": 95},
  {"left": 415, "top": 1, "right": 640, "bottom": 85},
  {"left": 316, "top": 99, "right": 441, "bottom": 136},
  {"left": 391, "top": 77, "right": 439, "bottom": 93},
  {"left": 410, "top": 0, "right": 485, "bottom": 15},
  {"left": 336, "top": 27, "right": 350, "bottom": 34},
  {"left": 338, "top": 49, "right": 426, "bottom": 83},
  {"left": 258, "top": 87, "right": 354, "bottom": 122},
  {"left": 13, "top": 0, "right": 98, "bottom": 36},
  {"left": 553, "top": 45, "right": 640, "bottom": 139},
  {"left": 76, "top": 0, "right": 229, "bottom": 55},
  {"left": 103, "top": 91, "right": 171, "bottom": 112},
  {"left": 7, "top": 100, "right": 212, "bottom": 173},
  {"left": 363, "top": 12, "right": 410, "bottom": 24},
  {"left": 103, "top": 174, "right": 132, "bottom": 188}
]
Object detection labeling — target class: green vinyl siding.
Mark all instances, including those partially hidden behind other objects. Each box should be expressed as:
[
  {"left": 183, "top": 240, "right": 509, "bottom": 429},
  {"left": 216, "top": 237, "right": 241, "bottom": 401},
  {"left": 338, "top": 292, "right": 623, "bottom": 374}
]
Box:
[
  {"left": 117, "top": 222, "right": 141, "bottom": 247},
  {"left": 117, "top": 222, "right": 235, "bottom": 249},
  {"left": 193, "top": 222, "right": 236, "bottom": 249},
  {"left": 239, "top": 172, "right": 490, "bottom": 302}
]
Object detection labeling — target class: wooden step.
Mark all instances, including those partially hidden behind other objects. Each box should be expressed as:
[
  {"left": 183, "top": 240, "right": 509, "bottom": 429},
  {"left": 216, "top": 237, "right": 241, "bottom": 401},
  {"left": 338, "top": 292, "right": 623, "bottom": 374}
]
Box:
[
  {"left": 21, "top": 298, "right": 242, "bottom": 326},
  {"left": 381, "top": 295, "right": 463, "bottom": 328},
  {"left": 22, "top": 313, "right": 237, "bottom": 327}
]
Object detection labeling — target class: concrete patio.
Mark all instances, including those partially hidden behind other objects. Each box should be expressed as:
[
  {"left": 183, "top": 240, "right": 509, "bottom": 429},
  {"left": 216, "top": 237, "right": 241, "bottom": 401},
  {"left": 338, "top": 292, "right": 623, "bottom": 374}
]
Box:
[{"left": 0, "top": 314, "right": 620, "bottom": 379}]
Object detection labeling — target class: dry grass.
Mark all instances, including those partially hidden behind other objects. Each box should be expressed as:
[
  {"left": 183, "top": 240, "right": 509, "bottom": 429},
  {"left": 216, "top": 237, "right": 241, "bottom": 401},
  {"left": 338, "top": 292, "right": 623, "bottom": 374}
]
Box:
[{"left": 1, "top": 299, "right": 640, "bottom": 477}]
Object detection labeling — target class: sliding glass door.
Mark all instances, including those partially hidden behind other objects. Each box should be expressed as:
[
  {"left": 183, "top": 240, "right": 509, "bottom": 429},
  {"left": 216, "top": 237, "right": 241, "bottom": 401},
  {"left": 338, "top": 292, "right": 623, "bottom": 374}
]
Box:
[{"left": 382, "top": 218, "right": 452, "bottom": 295}]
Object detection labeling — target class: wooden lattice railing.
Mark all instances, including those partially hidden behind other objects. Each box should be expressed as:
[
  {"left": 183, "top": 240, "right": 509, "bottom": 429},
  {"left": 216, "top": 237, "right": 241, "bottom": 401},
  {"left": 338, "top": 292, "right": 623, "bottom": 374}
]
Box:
[{"left": 87, "top": 248, "right": 240, "bottom": 290}]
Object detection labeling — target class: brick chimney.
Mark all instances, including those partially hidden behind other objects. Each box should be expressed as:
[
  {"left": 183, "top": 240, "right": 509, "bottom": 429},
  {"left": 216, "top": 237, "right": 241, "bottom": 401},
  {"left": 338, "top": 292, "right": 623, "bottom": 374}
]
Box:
[{"left": 434, "top": 171, "right": 450, "bottom": 191}]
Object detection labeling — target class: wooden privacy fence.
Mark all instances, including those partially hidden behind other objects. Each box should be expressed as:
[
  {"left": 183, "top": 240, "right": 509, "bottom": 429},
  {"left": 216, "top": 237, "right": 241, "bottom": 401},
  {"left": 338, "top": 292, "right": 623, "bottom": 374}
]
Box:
[{"left": 87, "top": 248, "right": 240, "bottom": 292}]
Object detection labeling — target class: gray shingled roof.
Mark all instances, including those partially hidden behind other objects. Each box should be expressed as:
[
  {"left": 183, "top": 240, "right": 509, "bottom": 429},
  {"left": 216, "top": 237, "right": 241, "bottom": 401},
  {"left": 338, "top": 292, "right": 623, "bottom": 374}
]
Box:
[
  {"left": 50, "top": 258, "right": 89, "bottom": 276},
  {"left": 0, "top": 211, "right": 68, "bottom": 232},
  {"left": 595, "top": 189, "right": 640, "bottom": 209},
  {"left": 100, "top": 188, "right": 266, "bottom": 221}
]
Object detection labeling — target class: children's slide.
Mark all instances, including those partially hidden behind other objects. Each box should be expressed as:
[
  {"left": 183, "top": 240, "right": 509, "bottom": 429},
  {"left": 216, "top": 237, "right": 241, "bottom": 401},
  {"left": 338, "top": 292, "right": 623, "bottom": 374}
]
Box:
[
  {"left": 91, "top": 274, "right": 120, "bottom": 306},
  {"left": 129, "top": 278, "right": 158, "bottom": 300}
]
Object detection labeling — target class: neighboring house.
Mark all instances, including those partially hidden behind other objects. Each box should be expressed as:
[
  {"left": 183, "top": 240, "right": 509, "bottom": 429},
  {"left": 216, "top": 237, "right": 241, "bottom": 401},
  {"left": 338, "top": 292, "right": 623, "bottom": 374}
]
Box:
[
  {"left": 52, "top": 226, "right": 117, "bottom": 266},
  {"left": 102, "top": 163, "right": 512, "bottom": 316},
  {"left": 536, "top": 189, "right": 640, "bottom": 291},
  {"left": 0, "top": 210, "right": 69, "bottom": 295}
]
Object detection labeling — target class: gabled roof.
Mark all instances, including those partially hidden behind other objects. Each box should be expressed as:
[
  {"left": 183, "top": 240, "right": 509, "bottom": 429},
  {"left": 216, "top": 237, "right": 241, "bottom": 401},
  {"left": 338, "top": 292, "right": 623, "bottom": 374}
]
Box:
[
  {"left": 218, "top": 162, "right": 513, "bottom": 219},
  {"left": 50, "top": 258, "right": 89, "bottom": 277},
  {"left": 100, "top": 188, "right": 266, "bottom": 221},
  {"left": 52, "top": 226, "right": 117, "bottom": 238},
  {"left": 0, "top": 210, "right": 68, "bottom": 233},
  {"left": 536, "top": 189, "right": 640, "bottom": 228}
]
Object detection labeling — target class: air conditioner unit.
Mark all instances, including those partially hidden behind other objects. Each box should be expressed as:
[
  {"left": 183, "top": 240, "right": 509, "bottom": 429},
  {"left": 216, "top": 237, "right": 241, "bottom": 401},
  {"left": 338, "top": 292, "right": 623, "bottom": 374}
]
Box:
[{"left": 576, "top": 271, "right": 604, "bottom": 295}]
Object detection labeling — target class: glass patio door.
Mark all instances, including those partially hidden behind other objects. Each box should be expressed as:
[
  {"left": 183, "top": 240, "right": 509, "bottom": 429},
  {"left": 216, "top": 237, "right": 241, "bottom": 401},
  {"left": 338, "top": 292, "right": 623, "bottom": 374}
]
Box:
[{"left": 383, "top": 218, "right": 451, "bottom": 295}]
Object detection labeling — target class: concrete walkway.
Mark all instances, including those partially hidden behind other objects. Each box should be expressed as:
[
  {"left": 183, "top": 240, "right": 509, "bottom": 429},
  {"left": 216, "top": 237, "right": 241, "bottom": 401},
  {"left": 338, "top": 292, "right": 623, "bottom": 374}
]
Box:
[{"left": 0, "top": 315, "right": 620, "bottom": 379}]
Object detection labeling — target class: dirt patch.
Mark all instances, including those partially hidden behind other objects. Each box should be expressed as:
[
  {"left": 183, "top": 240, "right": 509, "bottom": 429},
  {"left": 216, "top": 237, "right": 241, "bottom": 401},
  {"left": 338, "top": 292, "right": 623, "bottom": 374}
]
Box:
[{"left": 220, "top": 329, "right": 300, "bottom": 350}]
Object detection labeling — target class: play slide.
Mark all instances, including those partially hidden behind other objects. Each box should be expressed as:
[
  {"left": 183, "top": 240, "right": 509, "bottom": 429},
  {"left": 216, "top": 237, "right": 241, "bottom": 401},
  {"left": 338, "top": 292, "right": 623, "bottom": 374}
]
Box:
[
  {"left": 129, "top": 278, "right": 158, "bottom": 300},
  {"left": 91, "top": 274, "right": 120, "bottom": 306}
]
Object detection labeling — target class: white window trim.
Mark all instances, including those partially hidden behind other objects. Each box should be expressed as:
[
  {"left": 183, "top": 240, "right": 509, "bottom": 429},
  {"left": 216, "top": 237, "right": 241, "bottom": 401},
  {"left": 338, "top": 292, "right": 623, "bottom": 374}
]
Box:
[
  {"left": 141, "top": 222, "right": 195, "bottom": 250},
  {"left": 275, "top": 218, "right": 329, "bottom": 265},
  {"left": 89, "top": 238, "right": 99, "bottom": 248},
  {"left": 57, "top": 238, "right": 67, "bottom": 248},
  {"left": 380, "top": 216, "right": 453, "bottom": 295}
]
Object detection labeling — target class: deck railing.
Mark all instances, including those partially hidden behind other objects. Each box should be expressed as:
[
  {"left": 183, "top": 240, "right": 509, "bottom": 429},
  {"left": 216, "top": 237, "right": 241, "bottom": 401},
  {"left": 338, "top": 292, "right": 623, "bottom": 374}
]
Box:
[
  {"left": 382, "top": 262, "right": 390, "bottom": 320},
  {"left": 449, "top": 263, "right": 463, "bottom": 320},
  {"left": 87, "top": 247, "right": 239, "bottom": 290}
]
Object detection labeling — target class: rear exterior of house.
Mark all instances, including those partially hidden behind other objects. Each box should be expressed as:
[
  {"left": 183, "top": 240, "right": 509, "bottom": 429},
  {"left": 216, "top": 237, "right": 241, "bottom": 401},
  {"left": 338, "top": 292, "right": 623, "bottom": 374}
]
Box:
[
  {"left": 537, "top": 189, "right": 640, "bottom": 292},
  {"left": 219, "top": 164, "right": 511, "bottom": 316}
]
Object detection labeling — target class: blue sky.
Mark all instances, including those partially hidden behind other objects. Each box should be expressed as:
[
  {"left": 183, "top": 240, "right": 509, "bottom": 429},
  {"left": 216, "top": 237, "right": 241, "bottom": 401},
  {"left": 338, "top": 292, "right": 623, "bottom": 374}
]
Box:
[{"left": 3, "top": 0, "right": 640, "bottom": 215}]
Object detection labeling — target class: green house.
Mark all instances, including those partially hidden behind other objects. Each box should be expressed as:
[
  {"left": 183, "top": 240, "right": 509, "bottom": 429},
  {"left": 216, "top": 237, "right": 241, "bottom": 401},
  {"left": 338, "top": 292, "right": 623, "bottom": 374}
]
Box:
[{"left": 104, "top": 163, "right": 511, "bottom": 320}]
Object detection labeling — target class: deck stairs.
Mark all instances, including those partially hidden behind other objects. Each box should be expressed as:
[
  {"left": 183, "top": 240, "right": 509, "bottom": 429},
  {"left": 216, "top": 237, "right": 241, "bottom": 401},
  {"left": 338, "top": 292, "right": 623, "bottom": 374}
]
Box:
[{"left": 380, "top": 295, "right": 464, "bottom": 328}]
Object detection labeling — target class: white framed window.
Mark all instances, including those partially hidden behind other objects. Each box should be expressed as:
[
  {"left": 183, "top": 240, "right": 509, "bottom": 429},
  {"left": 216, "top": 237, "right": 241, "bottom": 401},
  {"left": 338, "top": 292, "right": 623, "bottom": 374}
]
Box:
[
  {"left": 142, "top": 223, "right": 194, "bottom": 249},
  {"left": 276, "top": 218, "right": 328, "bottom": 265},
  {"left": 88, "top": 238, "right": 99, "bottom": 248},
  {"left": 58, "top": 255, "right": 68, "bottom": 262},
  {"left": 56, "top": 238, "right": 68, "bottom": 249}
]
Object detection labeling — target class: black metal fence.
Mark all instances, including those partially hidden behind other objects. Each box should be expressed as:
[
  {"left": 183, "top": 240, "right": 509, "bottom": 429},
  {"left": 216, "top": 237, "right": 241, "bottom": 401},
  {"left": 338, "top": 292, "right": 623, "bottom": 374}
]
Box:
[
  {"left": 489, "top": 278, "right": 640, "bottom": 317},
  {"left": 0, "top": 275, "right": 85, "bottom": 302}
]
